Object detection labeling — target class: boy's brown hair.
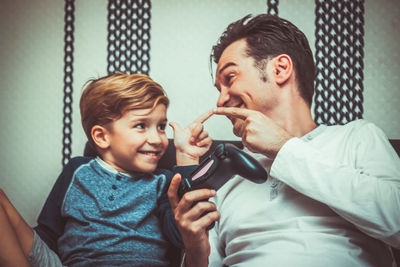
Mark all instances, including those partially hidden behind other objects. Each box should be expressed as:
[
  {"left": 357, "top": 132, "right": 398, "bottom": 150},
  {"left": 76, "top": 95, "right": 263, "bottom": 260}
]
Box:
[{"left": 80, "top": 72, "right": 169, "bottom": 149}]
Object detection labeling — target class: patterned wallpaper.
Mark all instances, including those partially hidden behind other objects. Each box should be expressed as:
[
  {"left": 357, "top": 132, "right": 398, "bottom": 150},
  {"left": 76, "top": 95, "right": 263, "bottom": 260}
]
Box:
[
  {"left": 363, "top": 0, "right": 400, "bottom": 137},
  {"left": 0, "top": 0, "right": 398, "bottom": 226}
]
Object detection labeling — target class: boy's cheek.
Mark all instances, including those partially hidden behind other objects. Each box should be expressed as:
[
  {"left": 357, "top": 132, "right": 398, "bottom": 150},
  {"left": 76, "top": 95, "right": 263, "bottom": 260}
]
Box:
[{"left": 161, "top": 138, "right": 169, "bottom": 154}]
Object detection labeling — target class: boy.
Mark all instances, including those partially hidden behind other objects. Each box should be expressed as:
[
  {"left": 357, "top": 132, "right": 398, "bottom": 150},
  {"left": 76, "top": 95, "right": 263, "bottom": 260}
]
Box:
[{"left": 0, "top": 72, "right": 212, "bottom": 266}]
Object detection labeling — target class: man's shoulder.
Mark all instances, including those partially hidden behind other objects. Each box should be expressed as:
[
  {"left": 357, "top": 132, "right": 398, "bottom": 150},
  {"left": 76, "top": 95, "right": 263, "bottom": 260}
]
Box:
[
  {"left": 318, "top": 119, "right": 391, "bottom": 155},
  {"left": 343, "top": 119, "right": 387, "bottom": 139},
  {"left": 344, "top": 119, "right": 374, "bottom": 129},
  {"left": 324, "top": 119, "right": 382, "bottom": 137}
]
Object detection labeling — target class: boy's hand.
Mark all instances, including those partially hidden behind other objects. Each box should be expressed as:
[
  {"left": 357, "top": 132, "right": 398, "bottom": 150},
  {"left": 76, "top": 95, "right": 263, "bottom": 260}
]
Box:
[{"left": 169, "top": 110, "right": 213, "bottom": 165}]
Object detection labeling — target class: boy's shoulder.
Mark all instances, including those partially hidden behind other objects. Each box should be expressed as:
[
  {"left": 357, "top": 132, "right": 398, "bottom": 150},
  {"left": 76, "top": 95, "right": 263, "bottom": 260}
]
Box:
[
  {"left": 63, "top": 156, "right": 93, "bottom": 172},
  {"left": 153, "top": 167, "right": 173, "bottom": 179},
  {"left": 59, "top": 156, "right": 94, "bottom": 183},
  {"left": 67, "top": 156, "right": 93, "bottom": 165}
]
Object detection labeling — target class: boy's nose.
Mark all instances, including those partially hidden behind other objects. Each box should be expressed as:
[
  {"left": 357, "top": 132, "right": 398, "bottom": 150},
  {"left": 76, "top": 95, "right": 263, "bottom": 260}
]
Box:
[{"left": 147, "top": 129, "right": 162, "bottom": 144}]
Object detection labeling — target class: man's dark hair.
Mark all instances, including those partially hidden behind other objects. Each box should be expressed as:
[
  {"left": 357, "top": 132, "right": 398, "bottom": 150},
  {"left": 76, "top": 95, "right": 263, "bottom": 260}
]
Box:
[{"left": 211, "top": 14, "right": 315, "bottom": 106}]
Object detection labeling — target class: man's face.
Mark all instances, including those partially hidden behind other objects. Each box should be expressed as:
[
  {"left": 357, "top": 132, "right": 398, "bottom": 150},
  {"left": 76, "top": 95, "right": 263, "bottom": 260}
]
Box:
[{"left": 215, "top": 39, "right": 278, "bottom": 135}]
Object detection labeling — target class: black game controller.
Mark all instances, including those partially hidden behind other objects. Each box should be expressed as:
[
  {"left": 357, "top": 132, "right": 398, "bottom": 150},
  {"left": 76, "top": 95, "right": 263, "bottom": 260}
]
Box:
[{"left": 178, "top": 143, "right": 268, "bottom": 229}]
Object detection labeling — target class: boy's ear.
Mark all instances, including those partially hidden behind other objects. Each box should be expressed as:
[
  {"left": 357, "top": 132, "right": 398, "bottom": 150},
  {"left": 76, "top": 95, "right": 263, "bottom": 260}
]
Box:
[
  {"left": 272, "top": 54, "right": 293, "bottom": 85},
  {"left": 91, "top": 125, "right": 110, "bottom": 149}
]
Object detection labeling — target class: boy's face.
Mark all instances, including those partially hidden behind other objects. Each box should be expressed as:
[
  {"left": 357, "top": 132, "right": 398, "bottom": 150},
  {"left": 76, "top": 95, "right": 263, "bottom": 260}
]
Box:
[{"left": 102, "top": 104, "right": 169, "bottom": 174}]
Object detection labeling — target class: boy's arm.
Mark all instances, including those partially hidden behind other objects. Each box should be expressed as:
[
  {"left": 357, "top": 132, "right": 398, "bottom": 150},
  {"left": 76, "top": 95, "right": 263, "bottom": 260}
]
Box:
[
  {"left": 33, "top": 157, "right": 91, "bottom": 253},
  {"left": 169, "top": 110, "right": 213, "bottom": 166}
]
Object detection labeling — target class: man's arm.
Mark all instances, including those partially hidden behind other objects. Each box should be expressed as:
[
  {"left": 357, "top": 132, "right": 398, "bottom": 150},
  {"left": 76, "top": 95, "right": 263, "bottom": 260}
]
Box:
[
  {"left": 168, "top": 174, "right": 220, "bottom": 267},
  {"left": 214, "top": 107, "right": 400, "bottom": 248},
  {"left": 156, "top": 166, "right": 197, "bottom": 249},
  {"left": 271, "top": 121, "right": 400, "bottom": 248}
]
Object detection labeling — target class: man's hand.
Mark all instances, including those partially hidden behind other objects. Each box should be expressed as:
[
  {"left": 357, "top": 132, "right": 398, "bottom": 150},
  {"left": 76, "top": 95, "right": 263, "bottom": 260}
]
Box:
[
  {"left": 214, "top": 107, "right": 292, "bottom": 159},
  {"left": 169, "top": 110, "right": 213, "bottom": 165},
  {"left": 168, "top": 174, "right": 220, "bottom": 267}
]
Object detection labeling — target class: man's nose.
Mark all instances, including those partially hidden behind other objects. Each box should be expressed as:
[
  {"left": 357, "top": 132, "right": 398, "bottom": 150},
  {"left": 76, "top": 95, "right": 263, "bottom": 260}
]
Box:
[{"left": 217, "top": 88, "right": 230, "bottom": 107}]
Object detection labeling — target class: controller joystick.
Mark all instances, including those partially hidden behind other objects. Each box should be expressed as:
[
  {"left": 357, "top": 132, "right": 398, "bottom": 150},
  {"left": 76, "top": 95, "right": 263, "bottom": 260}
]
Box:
[{"left": 178, "top": 143, "right": 268, "bottom": 229}]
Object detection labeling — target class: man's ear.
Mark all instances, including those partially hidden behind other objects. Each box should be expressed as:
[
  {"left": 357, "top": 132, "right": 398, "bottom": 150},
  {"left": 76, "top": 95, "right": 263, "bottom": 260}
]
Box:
[
  {"left": 91, "top": 125, "right": 110, "bottom": 149},
  {"left": 272, "top": 54, "right": 293, "bottom": 85}
]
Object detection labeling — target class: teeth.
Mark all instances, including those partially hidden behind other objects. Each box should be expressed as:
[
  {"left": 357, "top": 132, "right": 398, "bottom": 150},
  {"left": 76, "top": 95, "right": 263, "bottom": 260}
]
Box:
[{"left": 142, "top": 152, "right": 158, "bottom": 156}]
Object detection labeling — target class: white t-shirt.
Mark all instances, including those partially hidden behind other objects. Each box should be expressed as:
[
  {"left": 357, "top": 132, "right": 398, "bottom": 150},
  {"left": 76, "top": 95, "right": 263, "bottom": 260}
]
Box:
[{"left": 209, "top": 119, "right": 400, "bottom": 267}]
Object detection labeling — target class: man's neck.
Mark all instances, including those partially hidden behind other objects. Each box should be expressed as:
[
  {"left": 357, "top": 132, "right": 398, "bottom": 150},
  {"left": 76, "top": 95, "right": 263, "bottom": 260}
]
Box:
[
  {"left": 268, "top": 94, "right": 316, "bottom": 138},
  {"left": 283, "top": 108, "right": 316, "bottom": 137}
]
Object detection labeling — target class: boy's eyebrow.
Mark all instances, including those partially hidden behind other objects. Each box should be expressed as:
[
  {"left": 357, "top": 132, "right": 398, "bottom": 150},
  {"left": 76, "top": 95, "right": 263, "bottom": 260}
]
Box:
[{"left": 129, "top": 116, "right": 168, "bottom": 123}]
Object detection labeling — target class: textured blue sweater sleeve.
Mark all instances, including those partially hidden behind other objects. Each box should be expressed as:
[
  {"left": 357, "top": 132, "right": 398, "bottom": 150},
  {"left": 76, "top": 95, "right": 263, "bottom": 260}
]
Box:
[{"left": 33, "top": 157, "right": 91, "bottom": 253}]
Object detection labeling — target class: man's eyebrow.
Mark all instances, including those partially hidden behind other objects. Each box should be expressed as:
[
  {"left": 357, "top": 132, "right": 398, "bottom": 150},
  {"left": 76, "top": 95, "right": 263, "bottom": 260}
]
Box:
[
  {"left": 218, "top": 62, "right": 237, "bottom": 75},
  {"left": 214, "top": 62, "right": 237, "bottom": 89}
]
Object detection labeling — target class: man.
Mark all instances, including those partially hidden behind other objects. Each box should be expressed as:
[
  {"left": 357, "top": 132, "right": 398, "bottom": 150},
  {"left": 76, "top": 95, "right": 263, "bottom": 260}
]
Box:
[{"left": 168, "top": 14, "right": 400, "bottom": 267}]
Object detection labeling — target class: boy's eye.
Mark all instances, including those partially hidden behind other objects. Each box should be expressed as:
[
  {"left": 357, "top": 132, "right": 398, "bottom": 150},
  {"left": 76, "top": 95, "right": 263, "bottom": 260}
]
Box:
[
  {"left": 158, "top": 123, "right": 166, "bottom": 131},
  {"left": 134, "top": 123, "right": 145, "bottom": 129}
]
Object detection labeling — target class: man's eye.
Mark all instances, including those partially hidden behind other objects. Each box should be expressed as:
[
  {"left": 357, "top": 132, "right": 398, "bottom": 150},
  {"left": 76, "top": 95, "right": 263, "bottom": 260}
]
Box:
[
  {"left": 225, "top": 74, "right": 235, "bottom": 84},
  {"left": 158, "top": 123, "right": 166, "bottom": 131},
  {"left": 134, "top": 123, "right": 145, "bottom": 129}
]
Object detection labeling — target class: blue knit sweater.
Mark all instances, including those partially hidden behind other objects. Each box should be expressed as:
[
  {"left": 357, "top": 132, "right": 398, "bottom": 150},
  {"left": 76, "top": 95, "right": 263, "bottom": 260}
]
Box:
[{"left": 34, "top": 157, "right": 193, "bottom": 266}]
